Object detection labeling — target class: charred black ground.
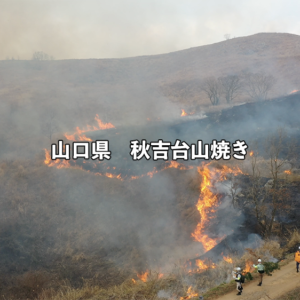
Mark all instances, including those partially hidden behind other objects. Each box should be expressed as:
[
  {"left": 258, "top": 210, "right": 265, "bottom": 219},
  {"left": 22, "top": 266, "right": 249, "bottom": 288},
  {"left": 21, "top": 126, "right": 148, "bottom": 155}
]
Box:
[{"left": 72, "top": 92, "right": 300, "bottom": 177}]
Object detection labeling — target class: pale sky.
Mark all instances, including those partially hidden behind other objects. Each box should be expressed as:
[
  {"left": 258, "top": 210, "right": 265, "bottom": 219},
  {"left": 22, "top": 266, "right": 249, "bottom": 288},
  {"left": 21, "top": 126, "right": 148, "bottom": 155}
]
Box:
[{"left": 1, "top": 0, "right": 300, "bottom": 59}]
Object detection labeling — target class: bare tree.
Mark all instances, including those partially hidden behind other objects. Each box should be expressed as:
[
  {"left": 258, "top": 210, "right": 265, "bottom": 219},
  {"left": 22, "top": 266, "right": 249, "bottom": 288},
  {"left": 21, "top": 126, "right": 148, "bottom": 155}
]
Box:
[
  {"left": 287, "top": 138, "right": 300, "bottom": 169},
  {"left": 245, "top": 130, "right": 291, "bottom": 237},
  {"left": 43, "top": 112, "right": 58, "bottom": 142},
  {"left": 201, "top": 77, "right": 221, "bottom": 106},
  {"left": 243, "top": 72, "right": 276, "bottom": 101},
  {"left": 224, "top": 173, "right": 240, "bottom": 207},
  {"left": 219, "top": 75, "right": 242, "bottom": 103},
  {"left": 246, "top": 148, "right": 269, "bottom": 235},
  {"left": 265, "top": 128, "right": 291, "bottom": 236}
]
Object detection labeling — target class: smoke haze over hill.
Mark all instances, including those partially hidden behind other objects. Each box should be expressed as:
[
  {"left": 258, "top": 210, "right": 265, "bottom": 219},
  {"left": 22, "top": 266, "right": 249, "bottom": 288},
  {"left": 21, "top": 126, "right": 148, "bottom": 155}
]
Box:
[{"left": 1, "top": 1, "right": 300, "bottom": 59}]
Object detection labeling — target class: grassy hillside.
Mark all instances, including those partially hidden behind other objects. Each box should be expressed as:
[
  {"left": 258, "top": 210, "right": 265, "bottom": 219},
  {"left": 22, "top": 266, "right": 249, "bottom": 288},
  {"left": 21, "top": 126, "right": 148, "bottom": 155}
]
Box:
[{"left": 1, "top": 33, "right": 300, "bottom": 299}]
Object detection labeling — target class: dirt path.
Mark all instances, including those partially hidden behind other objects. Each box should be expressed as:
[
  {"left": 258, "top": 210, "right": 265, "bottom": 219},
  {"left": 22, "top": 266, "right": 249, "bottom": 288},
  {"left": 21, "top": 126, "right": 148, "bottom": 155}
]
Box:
[{"left": 215, "top": 260, "right": 298, "bottom": 300}]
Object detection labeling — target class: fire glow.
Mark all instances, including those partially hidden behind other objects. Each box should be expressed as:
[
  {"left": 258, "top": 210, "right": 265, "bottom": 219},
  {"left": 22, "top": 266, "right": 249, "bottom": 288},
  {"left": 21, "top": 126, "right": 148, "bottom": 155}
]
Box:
[
  {"left": 181, "top": 109, "right": 195, "bottom": 117},
  {"left": 64, "top": 114, "right": 115, "bottom": 141},
  {"left": 44, "top": 149, "right": 193, "bottom": 181},
  {"left": 181, "top": 109, "right": 188, "bottom": 117},
  {"left": 137, "top": 271, "right": 149, "bottom": 282},
  {"left": 244, "top": 261, "right": 254, "bottom": 273},
  {"left": 223, "top": 256, "right": 233, "bottom": 263},
  {"left": 180, "top": 286, "right": 198, "bottom": 300},
  {"left": 44, "top": 116, "right": 246, "bottom": 273},
  {"left": 191, "top": 164, "right": 243, "bottom": 252}
]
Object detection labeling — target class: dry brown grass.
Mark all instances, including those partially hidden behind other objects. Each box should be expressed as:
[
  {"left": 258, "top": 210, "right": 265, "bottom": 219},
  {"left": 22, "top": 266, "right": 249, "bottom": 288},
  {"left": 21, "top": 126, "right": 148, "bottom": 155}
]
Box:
[
  {"left": 34, "top": 258, "right": 244, "bottom": 300},
  {"left": 242, "top": 240, "right": 284, "bottom": 263},
  {"left": 285, "top": 229, "right": 300, "bottom": 252},
  {"left": 37, "top": 274, "right": 180, "bottom": 300},
  {"left": 0, "top": 158, "right": 203, "bottom": 299}
]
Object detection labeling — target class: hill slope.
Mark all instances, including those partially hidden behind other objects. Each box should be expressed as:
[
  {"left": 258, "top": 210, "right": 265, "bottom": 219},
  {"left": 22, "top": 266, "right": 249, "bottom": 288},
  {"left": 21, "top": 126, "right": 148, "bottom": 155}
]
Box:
[{"left": 0, "top": 33, "right": 300, "bottom": 132}]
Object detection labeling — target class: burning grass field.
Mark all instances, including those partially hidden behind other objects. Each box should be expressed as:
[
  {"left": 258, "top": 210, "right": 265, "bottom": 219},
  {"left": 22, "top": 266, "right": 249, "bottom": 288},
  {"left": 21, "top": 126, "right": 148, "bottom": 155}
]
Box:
[
  {"left": 1, "top": 33, "right": 300, "bottom": 299},
  {"left": 1, "top": 109, "right": 300, "bottom": 299},
  {"left": 1, "top": 146, "right": 298, "bottom": 299},
  {"left": 0, "top": 143, "right": 251, "bottom": 299}
]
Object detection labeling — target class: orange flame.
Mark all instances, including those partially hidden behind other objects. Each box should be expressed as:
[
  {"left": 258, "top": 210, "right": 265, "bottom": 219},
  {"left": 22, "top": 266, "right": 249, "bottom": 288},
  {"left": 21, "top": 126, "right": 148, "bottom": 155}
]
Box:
[
  {"left": 244, "top": 261, "right": 254, "bottom": 273},
  {"left": 131, "top": 278, "right": 136, "bottom": 284},
  {"left": 181, "top": 109, "right": 188, "bottom": 117},
  {"left": 44, "top": 148, "right": 52, "bottom": 165},
  {"left": 137, "top": 271, "right": 149, "bottom": 282},
  {"left": 105, "top": 173, "right": 122, "bottom": 179},
  {"left": 195, "top": 259, "right": 209, "bottom": 270},
  {"left": 191, "top": 164, "right": 242, "bottom": 252},
  {"left": 191, "top": 165, "right": 221, "bottom": 251},
  {"left": 249, "top": 151, "right": 253, "bottom": 157},
  {"left": 180, "top": 286, "right": 198, "bottom": 300},
  {"left": 94, "top": 114, "right": 115, "bottom": 130},
  {"left": 223, "top": 256, "right": 233, "bottom": 263},
  {"left": 44, "top": 149, "right": 83, "bottom": 170},
  {"left": 284, "top": 170, "right": 291, "bottom": 175},
  {"left": 64, "top": 115, "right": 115, "bottom": 141},
  {"left": 44, "top": 152, "right": 194, "bottom": 181},
  {"left": 165, "top": 161, "right": 193, "bottom": 170}
]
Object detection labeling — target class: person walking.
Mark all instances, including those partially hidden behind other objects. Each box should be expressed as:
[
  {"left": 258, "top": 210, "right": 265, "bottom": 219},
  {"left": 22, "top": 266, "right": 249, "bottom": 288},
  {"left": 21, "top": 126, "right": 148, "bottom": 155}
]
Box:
[{"left": 253, "top": 259, "right": 265, "bottom": 286}]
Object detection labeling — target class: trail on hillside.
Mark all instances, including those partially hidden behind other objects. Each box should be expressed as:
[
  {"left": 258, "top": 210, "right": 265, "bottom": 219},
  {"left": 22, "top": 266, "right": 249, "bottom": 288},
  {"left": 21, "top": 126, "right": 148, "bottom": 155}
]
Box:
[{"left": 215, "top": 260, "right": 298, "bottom": 300}]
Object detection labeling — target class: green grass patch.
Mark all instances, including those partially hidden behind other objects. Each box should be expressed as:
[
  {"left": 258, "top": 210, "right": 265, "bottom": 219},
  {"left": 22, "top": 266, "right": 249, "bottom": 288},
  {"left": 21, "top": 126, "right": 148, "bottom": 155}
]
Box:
[
  {"left": 202, "top": 281, "right": 237, "bottom": 299},
  {"left": 263, "top": 262, "right": 280, "bottom": 276}
]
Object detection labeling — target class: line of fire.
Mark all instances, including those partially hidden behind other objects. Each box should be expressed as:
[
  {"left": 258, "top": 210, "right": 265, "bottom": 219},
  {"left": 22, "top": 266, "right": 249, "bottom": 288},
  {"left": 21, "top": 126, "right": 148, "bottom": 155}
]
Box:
[{"left": 41, "top": 90, "right": 300, "bottom": 299}]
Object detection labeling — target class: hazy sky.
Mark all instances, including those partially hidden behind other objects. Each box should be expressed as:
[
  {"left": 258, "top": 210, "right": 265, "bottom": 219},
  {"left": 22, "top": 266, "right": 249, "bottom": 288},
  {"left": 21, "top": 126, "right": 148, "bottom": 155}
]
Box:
[{"left": 1, "top": 0, "right": 300, "bottom": 59}]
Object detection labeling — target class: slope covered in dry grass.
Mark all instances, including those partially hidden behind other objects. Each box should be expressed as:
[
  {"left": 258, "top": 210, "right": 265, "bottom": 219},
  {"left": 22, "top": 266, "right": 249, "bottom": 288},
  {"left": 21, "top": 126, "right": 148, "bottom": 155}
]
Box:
[{"left": 1, "top": 33, "right": 300, "bottom": 299}]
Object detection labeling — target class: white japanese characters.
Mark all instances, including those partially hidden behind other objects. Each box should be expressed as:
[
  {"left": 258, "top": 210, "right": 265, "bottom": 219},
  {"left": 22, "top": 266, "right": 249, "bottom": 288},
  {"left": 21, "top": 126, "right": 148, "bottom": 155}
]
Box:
[
  {"left": 51, "top": 140, "right": 111, "bottom": 160},
  {"left": 50, "top": 139, "right": 248, "bottom": 161},
  {"left": 91, "top": 141, "right": 111, "bottom": 160},
  {"left": 130, "top": 139, "right": 248, "bottom": 161}
]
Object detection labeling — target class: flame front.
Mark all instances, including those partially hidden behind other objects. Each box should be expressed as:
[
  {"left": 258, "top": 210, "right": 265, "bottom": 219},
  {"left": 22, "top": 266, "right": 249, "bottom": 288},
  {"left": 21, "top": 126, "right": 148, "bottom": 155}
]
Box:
[
  {"left": 284, "top": 170, "right": 291, "bottom": 175},
  {"left": 44, "top": 149, "right": 83, "bottom": 170},
  {"left": 195, "top": 259, "right": 209, "bottom": 270},
  {"left": 137, "top": 271, "right": 148, "bottom": 282},
  {"left": 191, "top": 165, "right": 220, "bottom": 251},
  {"left": 44, "top": 113, "right": 195, "bottom": 181},
  {"left": 181, "top": 109, "right": 188, "bottom": 117},
  {"left": 95, "top": 114, "right": 115, "bottom": 130},
  {"left": 244, "top": 261, "right": 253, "bottom": 273},
  {"left": 223, "top": 256, "right": 233, "bottom": 263},
  {"left": 191, "top": 164, "right": 242, "bottom": 252},
  {"left": 64, "top": 115, "right": 115, "bottom": 141},
  {"left": 180, "top": 286, "right": 198, "bottom": 300}
]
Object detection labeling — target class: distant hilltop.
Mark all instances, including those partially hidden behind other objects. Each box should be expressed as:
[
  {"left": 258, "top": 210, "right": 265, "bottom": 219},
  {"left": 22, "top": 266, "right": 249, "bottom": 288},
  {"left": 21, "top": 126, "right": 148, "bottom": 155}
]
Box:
[{"left": 1, "top": 32, "right": 300, "bottom": 126}]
